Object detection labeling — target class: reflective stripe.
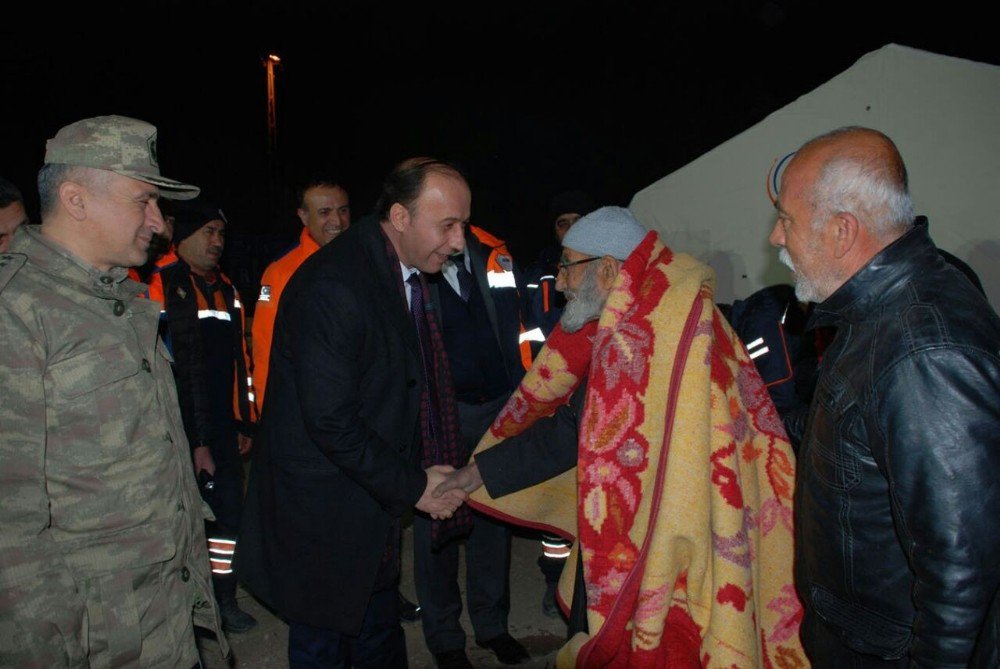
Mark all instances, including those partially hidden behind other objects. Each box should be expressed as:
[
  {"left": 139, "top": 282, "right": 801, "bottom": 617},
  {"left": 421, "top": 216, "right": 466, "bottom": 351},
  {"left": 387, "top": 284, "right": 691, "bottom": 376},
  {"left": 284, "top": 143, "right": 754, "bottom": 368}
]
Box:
[
  {"left": 197, "top": 309, "right": 232, "bottom": 321},
  {"left": 519, "top": 328, "right": 545, "bottom": 344},
  {"left": 746, "top": 337, "right": 769, "bottom": 360},
  {"left": 542, "top": 536, "right": 572, "bottom": 559},
  {"left": 209, "top": 547, "right": 236, "bottom": 556},
  {"left": 248, "top": 392, "right": 256, "bottom": 403},
  {"left": 486, "top": 271, "right": 517, "bottom": 289},
  {"left": 539, "top": 275, "right": 556, "bottom": 281},
  {"left": 526, "top": 283, "right": 539, "bottom": 289},
  {"left": 233, "top": 298, "right": 242, "bottom": 309}
]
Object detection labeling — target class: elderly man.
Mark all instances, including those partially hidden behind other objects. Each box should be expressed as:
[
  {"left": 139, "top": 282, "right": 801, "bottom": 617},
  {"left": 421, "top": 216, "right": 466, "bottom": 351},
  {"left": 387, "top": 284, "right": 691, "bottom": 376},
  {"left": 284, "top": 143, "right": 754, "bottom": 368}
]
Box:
[
  {"left": 0, "top": 115, "right": 226, "bottom": 665},
  {"left": 0, "top": 176, "right": 29, "bottom": 252},
  {"left": 437, "top": 206, "right": 804, "bottom": 666},
  {"left": 770, "top": 126, "right": 1000, "bottom": 667},
  {"left": 239, "top": 157, "right": 469, "bottom": 667}
]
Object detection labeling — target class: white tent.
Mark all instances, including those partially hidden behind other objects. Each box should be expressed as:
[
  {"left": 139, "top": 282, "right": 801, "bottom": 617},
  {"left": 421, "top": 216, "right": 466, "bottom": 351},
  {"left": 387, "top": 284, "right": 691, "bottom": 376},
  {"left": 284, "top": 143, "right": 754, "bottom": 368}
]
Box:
[{"left": 630, "top": 43, "right": 1000, "bottom": 307}]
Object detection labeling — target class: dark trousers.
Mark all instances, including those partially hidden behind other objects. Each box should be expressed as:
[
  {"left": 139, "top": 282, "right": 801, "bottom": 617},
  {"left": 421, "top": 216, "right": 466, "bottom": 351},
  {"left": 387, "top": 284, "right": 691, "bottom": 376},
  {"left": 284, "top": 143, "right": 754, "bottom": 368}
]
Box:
[
  {"left": 287, "top": 587, "right": 407, "bottom": 668},
  {"left": 201, "top": 429, "right": 245, "bottom": 601},
  {"left": 413, "top": 396, "right": 511, "bottom": 653},
  {"left": 413, "top": 511, "right": 511, "bottom": 653}
]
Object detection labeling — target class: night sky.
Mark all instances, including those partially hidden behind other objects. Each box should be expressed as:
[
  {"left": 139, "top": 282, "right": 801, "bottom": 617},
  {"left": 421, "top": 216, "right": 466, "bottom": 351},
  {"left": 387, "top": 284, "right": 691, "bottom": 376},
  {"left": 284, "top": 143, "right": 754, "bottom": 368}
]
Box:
[{"left": 3, "top": 2, "right": 996, "bottom": 291}]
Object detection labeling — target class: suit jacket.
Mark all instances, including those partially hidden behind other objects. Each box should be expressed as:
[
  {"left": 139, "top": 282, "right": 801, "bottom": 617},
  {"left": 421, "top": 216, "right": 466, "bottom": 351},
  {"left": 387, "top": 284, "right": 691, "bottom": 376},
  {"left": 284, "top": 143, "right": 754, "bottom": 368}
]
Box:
[
  {"left": 237, "top": 216, "right": 427, "bottom": 633},
  {"left": 428, "top": 225, "right": 530, "bottom": 399}
]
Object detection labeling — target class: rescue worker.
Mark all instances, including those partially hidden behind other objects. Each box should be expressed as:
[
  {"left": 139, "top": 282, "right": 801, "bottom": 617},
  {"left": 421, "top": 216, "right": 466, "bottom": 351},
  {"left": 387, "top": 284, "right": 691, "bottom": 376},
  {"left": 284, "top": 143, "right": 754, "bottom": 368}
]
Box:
[
  {"left": 146, "top": 198, "right": 259, "bottom": 634},
  {"left": 0, "top": 114, "right": 227, "bottom": 665},
  {"left": 417, "top": 224, "right": 537, "bottom": 668},
  {"left": 252, "top": 176, "right": 350, "bottom": 407}
]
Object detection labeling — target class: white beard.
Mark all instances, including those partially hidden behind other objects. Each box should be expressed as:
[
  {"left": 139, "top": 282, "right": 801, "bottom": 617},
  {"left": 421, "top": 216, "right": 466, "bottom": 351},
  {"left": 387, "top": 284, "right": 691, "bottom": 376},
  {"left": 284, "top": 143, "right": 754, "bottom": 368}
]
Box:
[
  {"left": 779, "top": 247, "right": 823, "bottom": 303},
  {"left": 560, "top": 266, "right": 605, "bottom": 333}
]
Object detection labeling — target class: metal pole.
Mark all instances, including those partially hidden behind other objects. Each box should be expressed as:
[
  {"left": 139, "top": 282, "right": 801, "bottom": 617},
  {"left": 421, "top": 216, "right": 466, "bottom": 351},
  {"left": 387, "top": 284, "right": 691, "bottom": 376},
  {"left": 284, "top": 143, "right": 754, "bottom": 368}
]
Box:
[{"left": 265, "top": 54, "right": 280, "bottom": 154}]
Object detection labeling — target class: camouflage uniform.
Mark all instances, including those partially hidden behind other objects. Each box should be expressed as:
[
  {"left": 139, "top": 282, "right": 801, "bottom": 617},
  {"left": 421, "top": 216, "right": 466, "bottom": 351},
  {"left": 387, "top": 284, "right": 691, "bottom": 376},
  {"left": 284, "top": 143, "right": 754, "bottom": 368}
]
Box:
[{"left": 0, "top": 225, "right": 227, "bottom": 666}]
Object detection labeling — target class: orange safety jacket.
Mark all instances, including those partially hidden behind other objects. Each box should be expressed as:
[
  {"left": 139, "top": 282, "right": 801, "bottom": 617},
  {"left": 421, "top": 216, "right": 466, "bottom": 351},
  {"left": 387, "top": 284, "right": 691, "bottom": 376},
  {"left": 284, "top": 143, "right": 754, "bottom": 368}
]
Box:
[
  {"left": 145, "top": 248, "right": 258, "bottom": 446},
  {"left": 251, "top": 228, "right": 321, "bottom": 407},
  {"left": 469, "top": 225, "right": 542, "bottom": 373}
]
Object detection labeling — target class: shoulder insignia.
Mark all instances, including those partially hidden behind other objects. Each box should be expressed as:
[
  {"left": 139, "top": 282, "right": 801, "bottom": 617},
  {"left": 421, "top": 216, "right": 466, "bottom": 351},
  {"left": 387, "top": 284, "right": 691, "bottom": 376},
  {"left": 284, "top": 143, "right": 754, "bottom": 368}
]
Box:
[
  {"left": 0, "top": 254, "right": 28, "bottom": 295},
  {"left": 258, "top": 285, "right": 272, "bottom": 302},
  {"left": 496, "top": 254, "right": 513, "bottom": 272}
]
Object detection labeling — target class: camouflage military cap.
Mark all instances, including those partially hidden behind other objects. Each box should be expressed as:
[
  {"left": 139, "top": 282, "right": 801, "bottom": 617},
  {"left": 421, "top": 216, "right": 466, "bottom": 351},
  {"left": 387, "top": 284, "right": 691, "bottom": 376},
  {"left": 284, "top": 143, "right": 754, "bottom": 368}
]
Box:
[{"left": 44, "top": 115, "right": 200, "bottom": 200}]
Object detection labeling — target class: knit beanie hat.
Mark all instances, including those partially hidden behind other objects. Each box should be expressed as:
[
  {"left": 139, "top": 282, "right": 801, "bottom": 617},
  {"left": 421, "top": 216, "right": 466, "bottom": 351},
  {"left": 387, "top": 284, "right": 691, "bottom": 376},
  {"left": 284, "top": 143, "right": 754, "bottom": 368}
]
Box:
[{"left": 171, "top": 199, "right": 227, "bottom": 242}]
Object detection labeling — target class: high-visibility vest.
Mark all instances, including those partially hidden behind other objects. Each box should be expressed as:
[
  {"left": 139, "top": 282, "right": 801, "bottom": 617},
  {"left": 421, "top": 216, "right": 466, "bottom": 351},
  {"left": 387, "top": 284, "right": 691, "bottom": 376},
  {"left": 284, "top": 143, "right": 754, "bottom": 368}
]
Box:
[
  {"left": 145, "top": 249, "right": 258, "bottom": 429},
  {"left": 470, "top": 226, "right": 542, "bottom": 372}
]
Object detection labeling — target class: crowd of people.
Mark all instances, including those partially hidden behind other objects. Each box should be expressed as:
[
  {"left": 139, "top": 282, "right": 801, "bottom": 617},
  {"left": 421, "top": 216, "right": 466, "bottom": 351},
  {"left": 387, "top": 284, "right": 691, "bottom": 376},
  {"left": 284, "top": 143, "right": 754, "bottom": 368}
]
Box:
[{"left": 1, "top": 115, "right": 998, "bottom": 669}]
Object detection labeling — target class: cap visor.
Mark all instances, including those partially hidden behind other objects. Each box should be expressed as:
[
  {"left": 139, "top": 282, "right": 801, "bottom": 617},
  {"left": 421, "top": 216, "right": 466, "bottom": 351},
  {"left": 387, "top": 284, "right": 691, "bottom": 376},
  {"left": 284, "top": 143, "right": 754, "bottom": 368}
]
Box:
[{"left": 116, "top": 170, "right": 201, "bottom": 200}]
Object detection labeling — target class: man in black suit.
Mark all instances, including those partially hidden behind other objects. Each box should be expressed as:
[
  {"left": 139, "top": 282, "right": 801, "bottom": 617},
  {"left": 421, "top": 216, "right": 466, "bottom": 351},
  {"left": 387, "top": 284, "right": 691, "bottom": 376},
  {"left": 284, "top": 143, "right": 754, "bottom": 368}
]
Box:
[{"left": 239, "top": 158, "right": 470, "bottom": 667}]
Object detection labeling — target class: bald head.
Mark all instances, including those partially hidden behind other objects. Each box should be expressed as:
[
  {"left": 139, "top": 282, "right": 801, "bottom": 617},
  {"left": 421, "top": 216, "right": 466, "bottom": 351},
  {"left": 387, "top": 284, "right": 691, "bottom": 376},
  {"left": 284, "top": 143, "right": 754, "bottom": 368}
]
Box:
[{"left": 792, "top": 126, "right": 914, "bottom": 241}]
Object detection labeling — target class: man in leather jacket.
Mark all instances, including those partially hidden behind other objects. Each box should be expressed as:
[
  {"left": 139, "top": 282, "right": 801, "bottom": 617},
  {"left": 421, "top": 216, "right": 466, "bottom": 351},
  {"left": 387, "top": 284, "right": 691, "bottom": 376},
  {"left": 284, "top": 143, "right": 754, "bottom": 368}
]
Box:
[{"left": 770, "top": 126, "right": 999, "bottom": 667}]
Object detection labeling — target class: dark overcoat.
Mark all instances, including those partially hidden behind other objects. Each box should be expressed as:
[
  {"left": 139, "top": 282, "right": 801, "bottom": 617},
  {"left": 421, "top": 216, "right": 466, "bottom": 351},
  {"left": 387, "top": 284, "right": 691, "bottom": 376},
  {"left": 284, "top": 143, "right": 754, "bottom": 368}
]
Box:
[{"left": 237, "top": 217, "right": 427, "bottom": 633}]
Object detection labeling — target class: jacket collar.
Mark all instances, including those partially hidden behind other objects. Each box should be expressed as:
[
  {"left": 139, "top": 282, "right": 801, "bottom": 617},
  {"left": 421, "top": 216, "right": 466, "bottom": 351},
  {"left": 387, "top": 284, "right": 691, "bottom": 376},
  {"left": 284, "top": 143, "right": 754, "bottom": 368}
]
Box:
[
  {"left": 808, "top": 217, "right": 938, "bottom": 328},
  {"left": 16, "top": 224, "right": 137, "bottom": 300},
  {"left": 299, "top": 227, "right": 320, "bottom": 254},
  {"left": 355, "top": 215, "right": 419, "bottom": 354}
]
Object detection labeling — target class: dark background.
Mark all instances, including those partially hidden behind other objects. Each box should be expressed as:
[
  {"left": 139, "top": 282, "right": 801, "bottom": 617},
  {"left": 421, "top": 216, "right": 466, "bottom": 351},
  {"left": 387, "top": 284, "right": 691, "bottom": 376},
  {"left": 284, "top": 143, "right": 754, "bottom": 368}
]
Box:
[{"left": 3, "top": 2, "right": 996, "bottom": 300}]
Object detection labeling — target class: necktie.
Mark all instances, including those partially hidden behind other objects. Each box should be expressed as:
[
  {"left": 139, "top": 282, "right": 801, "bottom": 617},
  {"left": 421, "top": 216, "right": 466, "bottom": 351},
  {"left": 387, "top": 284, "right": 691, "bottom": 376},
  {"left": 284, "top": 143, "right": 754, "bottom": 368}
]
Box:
[
  {"left": 407, "top": 273, "right": 440, "bottom": 440},
  {"left": 454, "top": 254, "right": 474, "bottom": 302}
]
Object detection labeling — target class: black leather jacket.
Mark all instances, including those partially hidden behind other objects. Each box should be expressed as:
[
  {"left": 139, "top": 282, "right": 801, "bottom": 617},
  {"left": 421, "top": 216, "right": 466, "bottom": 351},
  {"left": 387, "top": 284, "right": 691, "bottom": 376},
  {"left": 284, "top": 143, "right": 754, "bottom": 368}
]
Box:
[{"left": 792, "top": 220, "right": 1000, "bottom": 667}]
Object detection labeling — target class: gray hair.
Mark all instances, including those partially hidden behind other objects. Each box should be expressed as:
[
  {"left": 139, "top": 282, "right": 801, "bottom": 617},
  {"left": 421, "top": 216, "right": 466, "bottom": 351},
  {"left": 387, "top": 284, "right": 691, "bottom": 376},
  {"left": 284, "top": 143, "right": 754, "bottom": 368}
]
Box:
[
  {"left": 806, "top": 127, "right": 915, "bottom": 239},
  {"left": 37, "top": 164, "right": 108, "bottom": 217}
]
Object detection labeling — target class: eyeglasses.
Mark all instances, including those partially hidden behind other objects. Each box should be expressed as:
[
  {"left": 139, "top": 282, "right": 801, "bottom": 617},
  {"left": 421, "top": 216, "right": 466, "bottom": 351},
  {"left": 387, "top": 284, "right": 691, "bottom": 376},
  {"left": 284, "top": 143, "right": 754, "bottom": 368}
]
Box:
[{"left": 557, "top": 256, "right": 600, "bottom": 271}]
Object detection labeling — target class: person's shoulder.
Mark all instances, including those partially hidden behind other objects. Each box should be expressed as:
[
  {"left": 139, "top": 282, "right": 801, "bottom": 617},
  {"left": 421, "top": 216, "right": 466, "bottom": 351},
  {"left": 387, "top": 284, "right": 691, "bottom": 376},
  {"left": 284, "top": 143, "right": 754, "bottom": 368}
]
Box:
[{"left": 0, "top": 252, "right": 28, "bottom": 297}]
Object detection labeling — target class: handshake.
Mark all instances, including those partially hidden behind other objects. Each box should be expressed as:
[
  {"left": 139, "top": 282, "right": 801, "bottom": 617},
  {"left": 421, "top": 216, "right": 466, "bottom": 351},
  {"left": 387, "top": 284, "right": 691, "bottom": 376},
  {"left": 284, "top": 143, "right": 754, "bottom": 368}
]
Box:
[{"left": 415, "top": 462, "right": 485, "bottom": 520}]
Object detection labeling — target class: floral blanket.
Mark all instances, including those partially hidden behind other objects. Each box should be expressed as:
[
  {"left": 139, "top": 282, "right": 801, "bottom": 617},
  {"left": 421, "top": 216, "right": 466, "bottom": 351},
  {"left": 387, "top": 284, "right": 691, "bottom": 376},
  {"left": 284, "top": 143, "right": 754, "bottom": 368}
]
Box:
[{"left": 469, "top": 231, "right": 807, "bottom": 667}]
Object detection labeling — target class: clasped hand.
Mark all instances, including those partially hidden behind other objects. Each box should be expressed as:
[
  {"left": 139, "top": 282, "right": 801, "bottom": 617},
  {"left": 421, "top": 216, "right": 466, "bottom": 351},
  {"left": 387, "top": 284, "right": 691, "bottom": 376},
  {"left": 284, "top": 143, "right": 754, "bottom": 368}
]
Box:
[{"left": 416, "top": 465, "right": 468, "bottom": 520}]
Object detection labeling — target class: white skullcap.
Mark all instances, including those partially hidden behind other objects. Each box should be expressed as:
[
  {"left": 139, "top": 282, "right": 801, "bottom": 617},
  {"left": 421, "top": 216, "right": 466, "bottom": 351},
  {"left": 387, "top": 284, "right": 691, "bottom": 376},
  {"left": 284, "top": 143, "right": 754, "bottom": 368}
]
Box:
[{"left": 561, "top": 206, "right": 648, "bottom": 261}]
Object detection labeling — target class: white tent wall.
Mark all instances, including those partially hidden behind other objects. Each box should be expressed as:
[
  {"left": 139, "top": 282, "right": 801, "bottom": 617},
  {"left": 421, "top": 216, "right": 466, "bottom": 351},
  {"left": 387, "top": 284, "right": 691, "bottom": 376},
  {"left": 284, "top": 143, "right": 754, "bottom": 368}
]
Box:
[{"left": 629, "top": 44, "right": 1000, "bottom": 307}]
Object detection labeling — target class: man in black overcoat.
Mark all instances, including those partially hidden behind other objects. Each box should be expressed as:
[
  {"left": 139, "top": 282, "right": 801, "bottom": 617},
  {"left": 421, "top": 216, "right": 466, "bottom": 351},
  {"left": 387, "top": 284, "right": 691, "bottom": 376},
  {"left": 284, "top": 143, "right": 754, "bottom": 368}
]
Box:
[{"left": 239, "top": 158, "right": 471, "bottom": 667}]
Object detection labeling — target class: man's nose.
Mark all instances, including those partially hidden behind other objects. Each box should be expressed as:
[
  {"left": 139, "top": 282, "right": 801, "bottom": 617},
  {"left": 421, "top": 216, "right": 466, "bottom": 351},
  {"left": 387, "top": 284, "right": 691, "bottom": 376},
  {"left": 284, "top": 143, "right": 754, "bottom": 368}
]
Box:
[
  {"left": 450, "top": 226, "right": 466, "bottom": 254},
  {"left": 768, "top": 220, "right": 784, "bottom": 248},
  {"left": 147, "top": 200, "right": 165, "bottom": 234},
  {"left": 555, "top": 268, "right": 567, "bottom": 293}
]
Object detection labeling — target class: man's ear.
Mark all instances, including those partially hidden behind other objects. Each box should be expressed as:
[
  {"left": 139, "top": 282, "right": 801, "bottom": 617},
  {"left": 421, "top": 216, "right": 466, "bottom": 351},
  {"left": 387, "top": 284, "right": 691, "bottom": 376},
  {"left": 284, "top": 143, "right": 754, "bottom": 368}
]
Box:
[
  {"left": 60, "top": 180, "right": 88, "bottom": 222},
  {"left": 831, "top": 211, "right": 860, "bottom": 259},
  {"left": 598, "top": 255, "right": 621, "bottom": 291},
  {"left": 388, "top": 203, "right": 410, "bottom": 233},
  {"left": 297, "top": 208, "right": 308, "bottom": 227}
]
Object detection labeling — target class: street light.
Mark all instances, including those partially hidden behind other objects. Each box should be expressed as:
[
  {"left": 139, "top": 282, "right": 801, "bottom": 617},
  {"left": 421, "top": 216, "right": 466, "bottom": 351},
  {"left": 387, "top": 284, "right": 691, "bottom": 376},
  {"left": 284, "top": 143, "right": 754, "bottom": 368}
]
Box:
[{"left": 264, "top": 53, "right": 281, "bottom": 154}]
